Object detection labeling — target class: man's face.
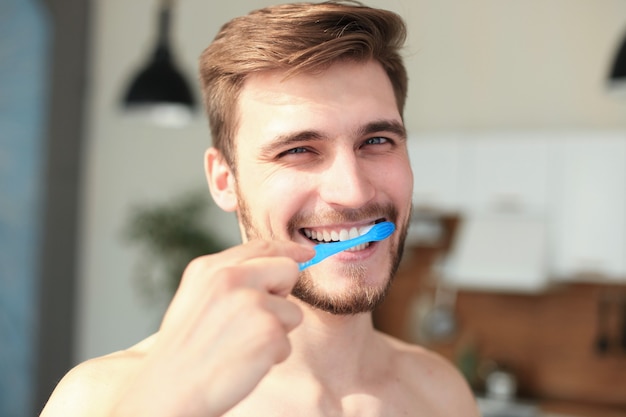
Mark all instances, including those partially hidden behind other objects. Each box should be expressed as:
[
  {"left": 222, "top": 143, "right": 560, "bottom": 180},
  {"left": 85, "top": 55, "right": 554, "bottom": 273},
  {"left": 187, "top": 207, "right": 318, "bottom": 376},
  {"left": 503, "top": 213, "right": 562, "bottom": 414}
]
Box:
[{"left": 230, "top": 60, "right": 413, "bottom": 315}]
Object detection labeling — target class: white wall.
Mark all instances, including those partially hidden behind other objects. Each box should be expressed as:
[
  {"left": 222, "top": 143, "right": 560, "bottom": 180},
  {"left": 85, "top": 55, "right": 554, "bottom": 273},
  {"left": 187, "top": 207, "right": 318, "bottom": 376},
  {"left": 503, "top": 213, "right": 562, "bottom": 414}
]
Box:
[{"left": 76, "top": 0, "right": 626, "bottom": 362}]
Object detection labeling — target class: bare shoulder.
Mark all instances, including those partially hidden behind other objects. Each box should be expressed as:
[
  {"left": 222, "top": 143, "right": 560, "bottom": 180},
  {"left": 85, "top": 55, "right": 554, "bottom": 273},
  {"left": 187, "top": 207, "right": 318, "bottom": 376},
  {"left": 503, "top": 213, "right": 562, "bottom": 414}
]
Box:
[
  {"left": 39, "top": 334, "right": 156, "bottom": 417},
  {"left": 378, "top": 332, "right": 480, "bottom": 417}
]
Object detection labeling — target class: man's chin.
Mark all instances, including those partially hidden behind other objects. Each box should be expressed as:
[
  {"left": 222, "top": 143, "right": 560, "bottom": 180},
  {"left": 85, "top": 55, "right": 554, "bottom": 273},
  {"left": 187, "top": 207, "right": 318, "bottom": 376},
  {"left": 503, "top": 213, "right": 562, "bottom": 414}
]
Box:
[
  {"left": 291, "top": 269, "right": 391, "bottom": 315},
  {"left": 291, "top": 289, "right": 389, "bottom": 315}
]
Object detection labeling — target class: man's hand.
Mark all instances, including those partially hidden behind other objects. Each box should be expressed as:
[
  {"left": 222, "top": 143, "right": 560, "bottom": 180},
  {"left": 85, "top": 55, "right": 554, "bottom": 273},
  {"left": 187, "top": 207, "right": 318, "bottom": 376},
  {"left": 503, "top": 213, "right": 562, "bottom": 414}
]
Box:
[{"left": 112, "top": 240, "right": 314, "bottom": 417}]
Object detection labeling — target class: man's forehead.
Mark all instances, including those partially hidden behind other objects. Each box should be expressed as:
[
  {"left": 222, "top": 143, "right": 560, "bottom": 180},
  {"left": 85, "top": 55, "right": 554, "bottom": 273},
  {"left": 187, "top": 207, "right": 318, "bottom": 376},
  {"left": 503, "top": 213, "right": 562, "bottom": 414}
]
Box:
[
  {"left": 239, "top": 69, "right": 320, "bottom": 106},
  {"left": 233, "top": 60, "right": 401, "bottom": 151}
]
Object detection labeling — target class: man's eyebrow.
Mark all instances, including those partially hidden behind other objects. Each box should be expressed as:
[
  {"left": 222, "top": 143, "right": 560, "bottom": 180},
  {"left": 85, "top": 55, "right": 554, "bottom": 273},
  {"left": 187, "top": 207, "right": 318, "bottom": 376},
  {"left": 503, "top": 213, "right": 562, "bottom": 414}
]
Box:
[
  {"left": 259, "top": 130, "right": 326, "bottom": 158},
  {"left": 357, "top": 119, "right": 407, "bottom": 140}
]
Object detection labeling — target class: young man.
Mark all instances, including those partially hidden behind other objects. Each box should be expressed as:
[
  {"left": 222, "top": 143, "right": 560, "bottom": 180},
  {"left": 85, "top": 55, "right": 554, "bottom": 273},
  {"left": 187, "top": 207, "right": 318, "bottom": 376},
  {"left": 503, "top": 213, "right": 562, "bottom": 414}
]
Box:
[{"left": 41, "top": 2, "right": 479, "bottom": 416}]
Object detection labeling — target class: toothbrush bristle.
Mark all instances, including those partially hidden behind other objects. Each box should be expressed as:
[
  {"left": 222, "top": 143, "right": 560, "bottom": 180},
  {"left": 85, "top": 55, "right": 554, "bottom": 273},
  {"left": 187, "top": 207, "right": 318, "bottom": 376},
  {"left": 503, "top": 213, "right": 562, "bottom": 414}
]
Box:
[{"left": 373, "top": 221, "right": 395, "bottom": 240}]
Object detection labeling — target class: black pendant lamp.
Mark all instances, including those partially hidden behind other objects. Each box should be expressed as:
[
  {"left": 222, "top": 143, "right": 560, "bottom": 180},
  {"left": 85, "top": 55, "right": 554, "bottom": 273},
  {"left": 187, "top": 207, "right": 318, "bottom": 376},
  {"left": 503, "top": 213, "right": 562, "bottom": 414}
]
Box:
[
  {"left": 608, "top": 29, "right": 626, "bottom": 98},
  {"left": 122, "top": 0, "right": 195, "bottom": 127}
]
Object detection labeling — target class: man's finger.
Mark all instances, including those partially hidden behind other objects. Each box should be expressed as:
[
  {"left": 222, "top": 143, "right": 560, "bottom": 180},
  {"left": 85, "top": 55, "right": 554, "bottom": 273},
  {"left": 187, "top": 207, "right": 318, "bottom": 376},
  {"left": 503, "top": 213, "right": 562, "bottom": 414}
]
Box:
[
  {"left": 263, "top": 294, "right": 303, "bottom": 332},
  {"left": 239, "top": 256, "right": 301, "bottom": 297},
  {"left": 210, "top": 240, "right": 314, "bottom": 267}
]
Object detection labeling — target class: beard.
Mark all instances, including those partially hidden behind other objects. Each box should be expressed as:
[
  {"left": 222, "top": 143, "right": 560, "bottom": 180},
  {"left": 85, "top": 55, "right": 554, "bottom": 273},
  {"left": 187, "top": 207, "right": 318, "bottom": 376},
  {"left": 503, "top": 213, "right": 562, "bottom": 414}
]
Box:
[
  {"left": 291, "top": 262, "right": 398, "bottom": 315},
  {"left": 236, "top": 190, "right": 409, "bottom": 315}
]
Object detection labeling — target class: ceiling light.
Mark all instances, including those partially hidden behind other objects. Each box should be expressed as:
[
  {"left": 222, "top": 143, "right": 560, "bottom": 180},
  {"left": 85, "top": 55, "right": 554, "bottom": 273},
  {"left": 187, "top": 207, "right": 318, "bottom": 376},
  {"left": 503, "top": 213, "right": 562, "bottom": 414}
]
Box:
[
  {"left": 121, "top": 0, "right": 195, "bottom": 127},
  {"left": 608, "top": 29, "right": 626, "bottom": 99}
]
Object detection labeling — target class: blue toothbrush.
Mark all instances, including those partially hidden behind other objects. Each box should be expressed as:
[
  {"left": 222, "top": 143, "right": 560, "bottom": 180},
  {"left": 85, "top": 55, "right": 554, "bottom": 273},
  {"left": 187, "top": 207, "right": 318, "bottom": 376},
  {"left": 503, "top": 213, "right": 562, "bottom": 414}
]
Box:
[{"left": 298, "top": 221, "right": 396, "bottom": 271}]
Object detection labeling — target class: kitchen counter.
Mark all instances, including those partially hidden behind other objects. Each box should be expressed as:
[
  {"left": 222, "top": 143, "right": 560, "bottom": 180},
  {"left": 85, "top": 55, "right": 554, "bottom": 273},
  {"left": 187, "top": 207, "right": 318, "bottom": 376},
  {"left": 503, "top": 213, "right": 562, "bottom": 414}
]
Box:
[
  {"left": 478, "top": 397, "right": 626, "bottom": 417},
  {"left": 540, "top": 400, "right": 626, "bottom": 417}
]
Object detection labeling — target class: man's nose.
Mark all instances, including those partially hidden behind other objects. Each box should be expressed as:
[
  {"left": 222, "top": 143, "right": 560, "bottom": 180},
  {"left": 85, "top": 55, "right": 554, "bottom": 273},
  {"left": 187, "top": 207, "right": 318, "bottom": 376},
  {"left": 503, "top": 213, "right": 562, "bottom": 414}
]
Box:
[{"left": 318, "top": 152, "right": 375, "bottom": 208}]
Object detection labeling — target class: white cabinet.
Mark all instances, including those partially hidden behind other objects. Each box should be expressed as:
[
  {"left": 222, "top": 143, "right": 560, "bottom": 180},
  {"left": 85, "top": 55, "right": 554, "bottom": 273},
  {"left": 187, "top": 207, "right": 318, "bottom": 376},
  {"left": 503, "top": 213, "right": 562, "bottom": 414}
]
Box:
[
  {"left": 460, "top": 133, "right": 552, "bottom": 216},
  {"left": 550, "top": 132, "right": 626, "bottom": 281},
  {"left": 410, "top": 130, "right": 626, "bottom": 291},
  {"left": 443, "top": 133, "right": 552, "bottom": 292},
  {"left": 445, "top": 214, "right": 549, "bottom": 292},
  {"left": 409, "top": 132, "right": 553, "bottom": 216}
]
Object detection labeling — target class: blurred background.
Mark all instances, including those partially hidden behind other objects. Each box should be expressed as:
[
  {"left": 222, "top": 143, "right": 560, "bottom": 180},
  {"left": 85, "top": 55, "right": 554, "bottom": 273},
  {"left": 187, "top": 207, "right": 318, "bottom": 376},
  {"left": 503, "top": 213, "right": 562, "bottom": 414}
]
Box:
[{"left": 1, "top": 0, "right": 626, "bottom": 416}]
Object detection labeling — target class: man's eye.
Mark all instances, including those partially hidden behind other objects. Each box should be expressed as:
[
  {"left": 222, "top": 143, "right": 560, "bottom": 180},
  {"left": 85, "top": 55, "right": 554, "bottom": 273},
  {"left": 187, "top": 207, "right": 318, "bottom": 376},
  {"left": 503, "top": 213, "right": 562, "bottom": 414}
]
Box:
[
  {"left": 279, "top": 147, "right": 309, "bottom": 157},
  {"left": 364, "top": 137, "right": 389, "bottom": 145}
]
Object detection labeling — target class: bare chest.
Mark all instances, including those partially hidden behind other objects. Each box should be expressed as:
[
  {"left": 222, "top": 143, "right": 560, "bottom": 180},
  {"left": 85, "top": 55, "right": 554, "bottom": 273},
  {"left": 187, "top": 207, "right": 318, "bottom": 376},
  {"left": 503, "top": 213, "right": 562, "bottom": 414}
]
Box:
[{"left": 221, "top": 379, "right": 446, "bottom": 417}]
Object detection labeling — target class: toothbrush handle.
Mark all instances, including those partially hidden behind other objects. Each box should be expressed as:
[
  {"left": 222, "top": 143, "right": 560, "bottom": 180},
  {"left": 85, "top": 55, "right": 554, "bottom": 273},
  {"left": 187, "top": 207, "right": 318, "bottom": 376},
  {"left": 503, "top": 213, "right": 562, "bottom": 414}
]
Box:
[{"left": 298, "top": 238, "right": 365, "bottom": 271}]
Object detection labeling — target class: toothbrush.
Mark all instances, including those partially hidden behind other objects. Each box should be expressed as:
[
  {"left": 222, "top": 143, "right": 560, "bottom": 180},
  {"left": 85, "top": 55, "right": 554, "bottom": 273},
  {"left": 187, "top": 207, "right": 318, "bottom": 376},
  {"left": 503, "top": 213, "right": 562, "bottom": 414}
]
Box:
[{"left": 298, "top": 221, "right": 396, "bottom": 271}]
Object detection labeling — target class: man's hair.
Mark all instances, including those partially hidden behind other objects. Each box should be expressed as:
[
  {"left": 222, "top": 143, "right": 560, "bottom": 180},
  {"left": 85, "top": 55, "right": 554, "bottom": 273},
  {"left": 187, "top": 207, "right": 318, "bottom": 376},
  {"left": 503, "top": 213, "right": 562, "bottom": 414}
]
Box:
[{"left": 198, "top": 1, "right": 408, "bottom": 170}]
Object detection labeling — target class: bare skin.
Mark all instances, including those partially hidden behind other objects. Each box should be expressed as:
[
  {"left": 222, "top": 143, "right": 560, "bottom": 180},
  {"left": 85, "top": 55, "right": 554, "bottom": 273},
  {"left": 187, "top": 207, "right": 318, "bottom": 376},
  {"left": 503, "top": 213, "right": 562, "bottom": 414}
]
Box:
[
  {"left": 42, "top": 309, "right": 476, "bottom": 417},
  {"left": 40, "top": 60, "right": 479, "bottom": 417},
  {"left": 221, "top": 305, "right": 477, "bottom": 417},
  {"left": 41, "top": 241, "right": 315, "bottom": 417}
]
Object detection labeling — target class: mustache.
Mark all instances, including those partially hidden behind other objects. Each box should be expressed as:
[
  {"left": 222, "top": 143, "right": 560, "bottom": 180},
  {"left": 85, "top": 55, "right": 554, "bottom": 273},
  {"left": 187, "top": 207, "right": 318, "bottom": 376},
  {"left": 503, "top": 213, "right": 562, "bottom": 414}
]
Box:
[{"left": 287, "top": 203, "right": 398, "bottom": 235}]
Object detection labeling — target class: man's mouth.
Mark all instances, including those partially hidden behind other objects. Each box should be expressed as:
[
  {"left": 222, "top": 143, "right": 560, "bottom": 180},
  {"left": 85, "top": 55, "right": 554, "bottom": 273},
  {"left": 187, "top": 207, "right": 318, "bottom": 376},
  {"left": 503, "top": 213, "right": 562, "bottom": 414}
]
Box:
[{"left": 300, "top": 219, "right": 386, "bottom": 252}]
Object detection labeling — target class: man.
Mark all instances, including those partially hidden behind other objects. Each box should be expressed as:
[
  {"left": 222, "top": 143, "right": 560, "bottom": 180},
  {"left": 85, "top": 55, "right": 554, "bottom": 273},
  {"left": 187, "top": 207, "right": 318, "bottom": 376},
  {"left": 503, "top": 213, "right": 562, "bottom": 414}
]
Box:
[{"left": 41, "top": 2, "right": 479, "bottom": 416}]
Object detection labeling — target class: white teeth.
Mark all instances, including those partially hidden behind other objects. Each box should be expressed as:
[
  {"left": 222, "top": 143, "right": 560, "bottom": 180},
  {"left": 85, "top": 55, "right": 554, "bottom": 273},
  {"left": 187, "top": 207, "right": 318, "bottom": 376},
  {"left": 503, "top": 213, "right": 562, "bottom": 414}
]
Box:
[
  {"left": 359, "top": 224, "right": 374, "bottom": 236},
  {"left": 304, "top": 223, "right": 377, "bottom": 244},
  {"left": 345, "top": 242, "right": 370, "bottom": 252}
]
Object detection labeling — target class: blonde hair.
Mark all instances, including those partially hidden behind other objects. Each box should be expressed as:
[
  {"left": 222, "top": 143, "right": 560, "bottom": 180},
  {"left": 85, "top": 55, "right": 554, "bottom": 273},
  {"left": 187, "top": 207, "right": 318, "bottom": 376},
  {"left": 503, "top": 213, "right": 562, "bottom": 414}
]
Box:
[{"left": 199, "top": 1, "right": 408, "bottom": 169}]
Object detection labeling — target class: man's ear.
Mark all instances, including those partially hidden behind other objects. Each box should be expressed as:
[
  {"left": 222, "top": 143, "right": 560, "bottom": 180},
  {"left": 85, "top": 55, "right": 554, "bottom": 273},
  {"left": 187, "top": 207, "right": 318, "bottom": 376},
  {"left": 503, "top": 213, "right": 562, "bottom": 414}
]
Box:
[{"left": 204, "top": 147, "right": 237, "bottom": 212}]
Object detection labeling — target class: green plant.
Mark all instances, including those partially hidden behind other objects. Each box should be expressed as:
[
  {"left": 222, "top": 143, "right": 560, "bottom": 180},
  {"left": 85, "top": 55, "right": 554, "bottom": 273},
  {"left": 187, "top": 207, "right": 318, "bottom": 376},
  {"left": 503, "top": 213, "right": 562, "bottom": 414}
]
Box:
[{"left": 124, "top": 190, "right": 226, "bottom": 303}]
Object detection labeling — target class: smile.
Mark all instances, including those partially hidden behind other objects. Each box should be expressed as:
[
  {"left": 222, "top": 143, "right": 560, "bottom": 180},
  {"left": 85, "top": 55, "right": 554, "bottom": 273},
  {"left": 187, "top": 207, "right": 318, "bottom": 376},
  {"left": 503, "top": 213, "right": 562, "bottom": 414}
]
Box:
[{"left": 301, "top": 221, "right": 383, "bottom": 252}]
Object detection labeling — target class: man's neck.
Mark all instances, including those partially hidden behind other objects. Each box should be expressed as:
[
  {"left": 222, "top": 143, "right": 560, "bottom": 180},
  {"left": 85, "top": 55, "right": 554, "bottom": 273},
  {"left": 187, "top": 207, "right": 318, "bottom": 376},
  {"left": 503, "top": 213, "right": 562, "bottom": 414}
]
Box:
[{"left": 283, "top": 297, "right": 386, "bottom": 390}]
